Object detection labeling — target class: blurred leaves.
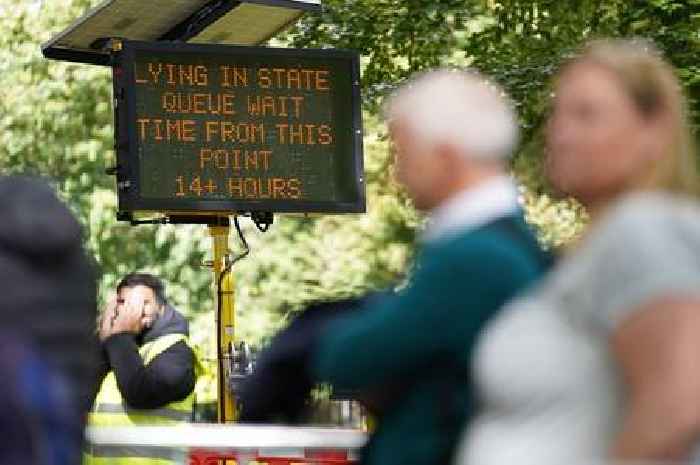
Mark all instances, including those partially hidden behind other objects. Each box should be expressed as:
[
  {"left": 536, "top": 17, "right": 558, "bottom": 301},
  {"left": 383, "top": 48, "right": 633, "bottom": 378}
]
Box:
[
  {"left": 0, "top": 0, "right": 212, "bottom": 347},
  {"left": 289, "top": 0, "right": 700, "bottom": 244},
  {"left": 1, "top": 0, "right": 698, "bottom": 370}
]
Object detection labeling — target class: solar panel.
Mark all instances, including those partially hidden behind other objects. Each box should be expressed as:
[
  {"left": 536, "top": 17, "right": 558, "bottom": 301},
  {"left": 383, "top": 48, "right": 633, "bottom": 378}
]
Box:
[
  {"left": 190, "top": 3, "right": 304, "bottom": 45},
  {"left": 42, "top": 0, "right": 321, "bottom": 65}
]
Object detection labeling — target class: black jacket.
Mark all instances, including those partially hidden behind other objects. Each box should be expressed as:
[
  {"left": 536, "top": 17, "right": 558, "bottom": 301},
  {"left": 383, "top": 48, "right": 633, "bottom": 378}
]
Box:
[
  {"left": 0, "top": 177, "right": 98, "bottom": 397},
  {"left": 0, "top": 176, "right": 98, "bottom": 465},
  {"left": 91, "top": 304, "right": 196, "bottom": 410},
  {"left": 238, "top": 294, "right": 382, "bottom": 423}
]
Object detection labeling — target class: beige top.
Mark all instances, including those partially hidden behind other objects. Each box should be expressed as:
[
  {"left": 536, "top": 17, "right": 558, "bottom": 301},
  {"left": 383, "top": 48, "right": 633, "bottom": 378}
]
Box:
[{"left": 457, "top": 192, "right": 700, "bottom": 465}]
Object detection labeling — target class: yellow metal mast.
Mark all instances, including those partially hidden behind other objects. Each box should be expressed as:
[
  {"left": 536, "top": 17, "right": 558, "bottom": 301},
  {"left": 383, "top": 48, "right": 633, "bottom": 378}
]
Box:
[{"left": 210, "top": 221, "right": 237, "bottom": 423}]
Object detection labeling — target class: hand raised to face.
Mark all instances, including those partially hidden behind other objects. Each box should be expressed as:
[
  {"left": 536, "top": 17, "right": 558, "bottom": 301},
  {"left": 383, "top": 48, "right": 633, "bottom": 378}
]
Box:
[{"left": 110, "top": 291, "right": 148, "bottom": 336}]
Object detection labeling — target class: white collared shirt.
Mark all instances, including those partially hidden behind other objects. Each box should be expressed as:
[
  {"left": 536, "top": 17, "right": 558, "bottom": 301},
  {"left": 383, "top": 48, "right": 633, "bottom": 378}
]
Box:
[{"left": 421, "top": 175, "right": 520, "bottom": 243}]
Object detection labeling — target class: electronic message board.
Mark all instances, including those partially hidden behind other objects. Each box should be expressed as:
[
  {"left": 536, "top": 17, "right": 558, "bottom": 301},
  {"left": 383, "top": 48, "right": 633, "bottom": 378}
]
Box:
[{"left": 112, "top": 40, "right": 364, "bottom": 214}]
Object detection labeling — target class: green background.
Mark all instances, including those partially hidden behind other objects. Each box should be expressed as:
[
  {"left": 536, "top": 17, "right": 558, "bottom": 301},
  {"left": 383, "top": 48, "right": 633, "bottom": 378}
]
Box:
[{"left": 2, "top": 0, "right": 697, "bottom": 405}]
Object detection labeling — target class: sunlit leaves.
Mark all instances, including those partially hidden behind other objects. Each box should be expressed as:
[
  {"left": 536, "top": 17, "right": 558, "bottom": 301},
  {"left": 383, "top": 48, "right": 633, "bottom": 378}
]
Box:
[{"left": 3, "top": 0, "right": 698, "bottom": 359}]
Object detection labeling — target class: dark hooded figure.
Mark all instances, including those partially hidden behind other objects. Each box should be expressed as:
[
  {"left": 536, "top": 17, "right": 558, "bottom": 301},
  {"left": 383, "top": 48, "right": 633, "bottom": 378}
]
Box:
[{"left": 0, "top": 176, "right": 98, "bottom": 465}]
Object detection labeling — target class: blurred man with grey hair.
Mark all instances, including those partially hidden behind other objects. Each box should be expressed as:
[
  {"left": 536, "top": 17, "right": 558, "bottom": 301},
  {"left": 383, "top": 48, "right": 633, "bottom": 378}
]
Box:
[{"left": 309, "top": 69, "right": 552, "bottom": 465}]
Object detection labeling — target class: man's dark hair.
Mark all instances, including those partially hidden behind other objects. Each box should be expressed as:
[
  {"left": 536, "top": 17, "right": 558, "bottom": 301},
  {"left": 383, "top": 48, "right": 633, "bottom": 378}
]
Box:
[{"left": 117, "top": 273, "right": 167, "bottom": 307}]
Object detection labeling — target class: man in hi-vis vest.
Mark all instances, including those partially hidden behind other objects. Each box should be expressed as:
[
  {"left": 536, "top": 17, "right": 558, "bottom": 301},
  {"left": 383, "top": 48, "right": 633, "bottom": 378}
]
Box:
[{"left": 85, "top": 273, "right": 197, "bottom": 464}]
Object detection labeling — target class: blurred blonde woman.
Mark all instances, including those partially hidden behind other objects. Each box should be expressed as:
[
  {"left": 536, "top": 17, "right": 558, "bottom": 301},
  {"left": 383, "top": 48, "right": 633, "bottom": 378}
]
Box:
[{"left": 457, "top": 39, "right": 700, "bottom": 465}]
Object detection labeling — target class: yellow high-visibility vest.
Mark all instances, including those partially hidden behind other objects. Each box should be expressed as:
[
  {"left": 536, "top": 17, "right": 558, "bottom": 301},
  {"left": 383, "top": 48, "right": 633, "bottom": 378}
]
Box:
[{"left": 84, "top": 333, "right": 196, "bottom": 465}]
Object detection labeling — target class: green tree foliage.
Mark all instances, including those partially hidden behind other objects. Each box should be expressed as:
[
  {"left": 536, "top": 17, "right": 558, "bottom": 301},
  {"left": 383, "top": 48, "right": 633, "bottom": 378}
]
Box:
[
  {"left": 0, "top": 0, "right": 212, "bottom": 314},
  {"left": 288, "top": 0, "right": 699, "bottom": 245},
  {"left": 287, "top": 0, "right": 471, "bottom": 107},
  {"left": 1, "top": 1, "right": 698, "bottom": 370},
  {"left": 0, "top": 1, "right": 421, "bottom": 368}
]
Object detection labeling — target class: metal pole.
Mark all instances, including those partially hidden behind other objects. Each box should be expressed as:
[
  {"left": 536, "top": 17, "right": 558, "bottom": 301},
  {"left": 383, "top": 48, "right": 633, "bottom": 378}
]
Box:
[{"left": 210, "top": 222, "right": 236, "bottom": 423}]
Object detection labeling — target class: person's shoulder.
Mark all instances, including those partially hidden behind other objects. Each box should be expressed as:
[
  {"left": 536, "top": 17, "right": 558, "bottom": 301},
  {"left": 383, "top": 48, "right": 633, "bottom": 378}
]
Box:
[
  {"left": 605, "top": 191, "right": 699, "bottom": 225},
  {"left": 586, "top": 191, "right": 700, "bottom": 254},
  {"left": 432, "top": 212, "right": 526, "bottom": 244},
  {"left": 425, "top": 215, "right": 544, "bottom": 275},
  {"left": 565, "top": 192, "right": 700, "bottom": 329},
  {"left": 446, "top": 214, "right": 539, "bottom": 255}
]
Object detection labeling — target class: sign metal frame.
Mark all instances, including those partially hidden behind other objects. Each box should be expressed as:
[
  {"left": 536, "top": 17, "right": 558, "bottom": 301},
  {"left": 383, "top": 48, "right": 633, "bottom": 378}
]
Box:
[{"left": 112, "top": 39, "right": 365, "bottom": 215}]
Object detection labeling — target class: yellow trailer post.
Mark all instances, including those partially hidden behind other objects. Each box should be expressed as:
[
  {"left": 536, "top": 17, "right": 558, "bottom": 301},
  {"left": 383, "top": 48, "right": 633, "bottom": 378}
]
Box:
[{"left": 210, "top": 222, "right": 236, "bottom": 423}]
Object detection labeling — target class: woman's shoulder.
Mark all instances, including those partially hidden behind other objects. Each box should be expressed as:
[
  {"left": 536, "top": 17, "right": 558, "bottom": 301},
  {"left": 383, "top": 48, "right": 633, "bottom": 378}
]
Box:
[
  {"left": 565, "top": 191, "right": 700, "bottom": 329},
  {"left": 585, "top": 191, "right": 700, "bottom": 256}
]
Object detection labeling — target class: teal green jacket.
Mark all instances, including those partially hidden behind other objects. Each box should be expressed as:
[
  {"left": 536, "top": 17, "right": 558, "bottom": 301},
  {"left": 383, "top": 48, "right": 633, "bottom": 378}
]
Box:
[{"left": 312, "top": 213, "right": 550, "bottom": 465}]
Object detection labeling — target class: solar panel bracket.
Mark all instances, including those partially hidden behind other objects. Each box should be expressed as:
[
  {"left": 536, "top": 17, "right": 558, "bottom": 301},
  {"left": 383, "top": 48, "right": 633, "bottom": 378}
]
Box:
[{"left": 159, "top": 0, "right": 242, "bottom": 42}]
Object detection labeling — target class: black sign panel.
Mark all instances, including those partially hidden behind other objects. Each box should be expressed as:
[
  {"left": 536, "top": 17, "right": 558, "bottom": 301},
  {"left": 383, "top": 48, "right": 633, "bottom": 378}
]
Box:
[{"left": 112, "top": 40, "right": 364, "bottom": 214}]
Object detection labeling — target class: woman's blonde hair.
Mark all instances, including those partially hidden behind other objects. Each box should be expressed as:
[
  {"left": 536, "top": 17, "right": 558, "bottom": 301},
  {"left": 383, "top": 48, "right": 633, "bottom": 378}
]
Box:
[{"left": 562, "top": 39, "right": 698, "bottom": 196}]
